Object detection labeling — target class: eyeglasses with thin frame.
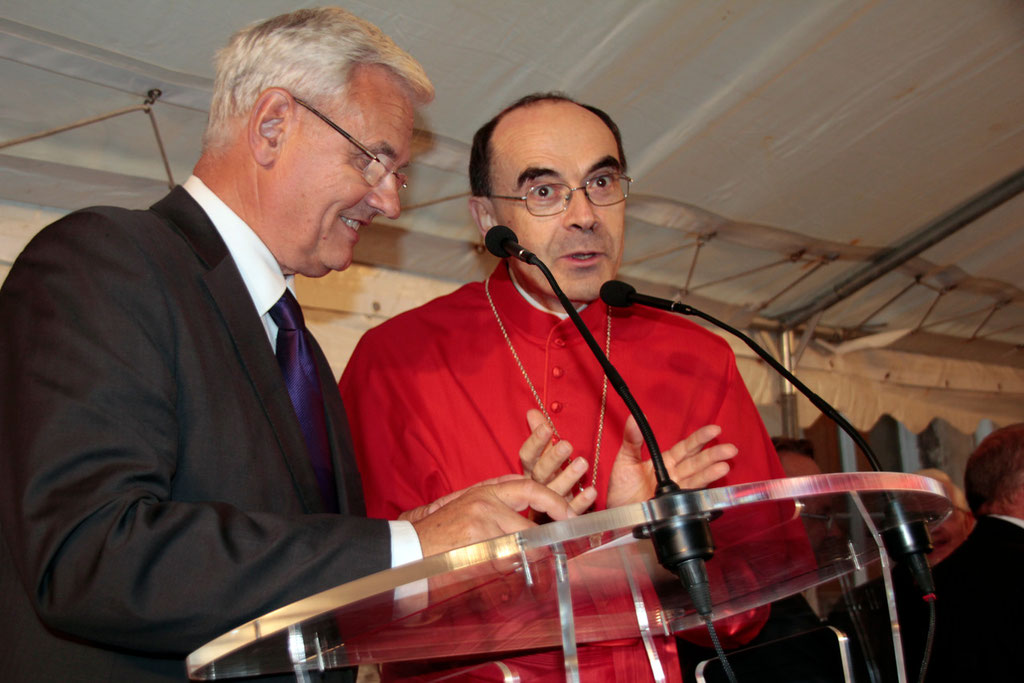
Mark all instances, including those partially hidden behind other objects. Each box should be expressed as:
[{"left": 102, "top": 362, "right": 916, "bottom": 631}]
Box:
[
  {"left": 491, "top": 173, "right": 632, "bottom": 217},
  {"left": 293, "top": 96, "right": 408, "bottom": 190}
]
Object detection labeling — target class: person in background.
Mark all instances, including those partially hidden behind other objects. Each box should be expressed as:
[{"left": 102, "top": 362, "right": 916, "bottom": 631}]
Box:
[
  {"left": 915, "top": 423, "right": 1024, "bottom": 682},
  {"left": 914, "top": 468, "right": 974, "bottom": 564},
  {"left": 771, "top": 436, "right": 823, "bottom": 478},
  {"left": 341, "top": 92, "right": 790, "bottom": 681},
  {"left": 0, "top": 10, "right": 572, "bottom": 682}
]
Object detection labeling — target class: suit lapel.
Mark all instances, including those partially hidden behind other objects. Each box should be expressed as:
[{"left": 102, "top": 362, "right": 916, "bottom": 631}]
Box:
[{"left": 150, "top": 188, "right": 327, "bottom": 514}]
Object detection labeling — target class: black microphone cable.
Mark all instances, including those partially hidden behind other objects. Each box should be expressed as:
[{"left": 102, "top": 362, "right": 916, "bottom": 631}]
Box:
[
  {"left": 484, "top": 227, "right": 676, "bottom": 491},
  {"left": 601, "top": 278, "right": 941, "bottom": 681},
  {"left": 486, "top": 227, "right": 738, "bottom": 682}
]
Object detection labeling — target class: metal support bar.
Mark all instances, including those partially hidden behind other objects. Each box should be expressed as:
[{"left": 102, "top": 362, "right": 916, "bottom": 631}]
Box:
[
  {"left": 968, "top": 301, "right": 1006, "bottom": 340},
  {"left": 0, "top": 88, "right": 176, "bottom": 189},
  {"left": 914, "top": 288, "right": 951, "bottom": 331},
  {"left": 143, "top": 89, "right": 175, "bottom": 188},
  {"left": 779, "top": 330, "right": 800, "bottom": 437},
  {"left": 755, "top": 257, "right": 832, "bottom": 312},
  {"left": 791, "top": 310, "right": 822, "bottom": 370},
  {"left": 622, "top": 239, "right": 700, "bottom": 268},
  {"left": 0, "top": 104, "right": 149, "bottom": 150},
  {"left": 777, "top": 164, "right": 1024, "bottom": 329},
  {"left": 689, "top": 254, "right": 800, "bottom": 293},
  {"left": 920, "top": 301, "right": 1002, "bottom": 332},
  {"left": 977, "top": 321, "right": 1024, "bottom": 341},
  {"left": 683, "top": 233, "right": 712, "bottom": 294},
  {"left": 853, "top": 277, "right": 920, "bottom": 332}
]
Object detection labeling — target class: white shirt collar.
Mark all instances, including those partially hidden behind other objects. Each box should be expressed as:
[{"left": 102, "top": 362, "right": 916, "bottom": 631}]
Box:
[
  {"left": 507, "top": 263, "right": 587, "bottom": 320},
  {"left": 182, "top": 175, "right": 291, "bottom": 344}
]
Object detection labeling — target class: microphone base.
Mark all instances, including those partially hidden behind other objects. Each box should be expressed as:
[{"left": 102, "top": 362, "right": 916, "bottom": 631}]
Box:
[
  {"left": 635, "top": 490, "right": 716, "bottom": 616},
  {"left": 881, "top": 500, "right": 936, "bottom": 596}
]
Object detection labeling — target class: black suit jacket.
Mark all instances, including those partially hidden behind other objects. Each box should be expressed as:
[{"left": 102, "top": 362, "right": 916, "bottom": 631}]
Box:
[
  {"left": 0, "top": 188, "right": 390, "bottom": 681},
  {"left": 914, "top": 515, "right": 1024, "bottom": 683}
]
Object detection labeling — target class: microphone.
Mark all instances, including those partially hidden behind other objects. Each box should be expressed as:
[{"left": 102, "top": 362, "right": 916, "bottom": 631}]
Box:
[
  {"left": 484, "top": 225, "right": 538, "bottom": 265},
  {"left": 485, "top": 227, "right": 718, "bottom": 621},
  {"left": 600, "top": 279, "right": 938, "bottom": 598},
  {"left": 601, "top": 280, "right": 700, "bottom": 320},
  {"left": 597, "top": 279, "right": 636, "bottom": 308}
]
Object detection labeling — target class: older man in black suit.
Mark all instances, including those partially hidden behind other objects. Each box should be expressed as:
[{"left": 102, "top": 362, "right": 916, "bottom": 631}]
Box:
[{"left": 0, "top": 8, "right": 569, "bottom": 682}]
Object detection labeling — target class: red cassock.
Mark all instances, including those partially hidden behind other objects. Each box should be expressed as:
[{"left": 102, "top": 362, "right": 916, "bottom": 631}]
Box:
[{"left": 340, "top": 263, "right": 788, "bottom": 681}]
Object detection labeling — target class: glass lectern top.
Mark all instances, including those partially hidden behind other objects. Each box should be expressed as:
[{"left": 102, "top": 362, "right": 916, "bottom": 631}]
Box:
[{"left": 187, "top": 472, "right": 949, "bottom": 680}]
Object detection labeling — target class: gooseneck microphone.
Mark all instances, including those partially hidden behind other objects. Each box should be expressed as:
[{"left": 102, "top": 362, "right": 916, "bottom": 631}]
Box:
[
  {"left": 485, "top": 226, "right": 721, "bottom": 638},
  {"left": 600, "top": 279, "right": 938, "bottom": 600},
  {"left": 485, "top": 224, "right": 538, "bottom": 266}
]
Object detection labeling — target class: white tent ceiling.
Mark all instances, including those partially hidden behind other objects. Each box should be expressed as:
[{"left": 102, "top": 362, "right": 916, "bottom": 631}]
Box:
[{"left": 2, "top": 0, "right": 1023, "bottom": 434}]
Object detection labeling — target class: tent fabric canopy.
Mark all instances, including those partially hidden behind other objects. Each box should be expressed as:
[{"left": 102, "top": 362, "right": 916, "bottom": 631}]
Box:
[{"left": 2, "top": 0, "right": 1023, "bottom": 435}]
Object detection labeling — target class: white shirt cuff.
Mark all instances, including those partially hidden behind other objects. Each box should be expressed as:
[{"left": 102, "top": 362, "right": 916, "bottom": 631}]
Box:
[
  {"left": 388, "top": 520, "right": 428, "bottom": 613},
  {"left": 388, "top": 519, "right": 423, "bottom": 568}
]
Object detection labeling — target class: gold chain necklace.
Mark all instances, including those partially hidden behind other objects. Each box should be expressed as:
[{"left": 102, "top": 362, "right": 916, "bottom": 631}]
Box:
[{"left": 485, "top": 275, "right": 611, "bottom": 491}]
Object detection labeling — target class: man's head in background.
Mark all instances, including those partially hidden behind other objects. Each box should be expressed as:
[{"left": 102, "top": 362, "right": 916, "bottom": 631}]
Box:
[
  {"left": 964, "top": 423, "right": 1024, "bottom": 518},
  {"left": 771, "top": 437, "right": 822, "bottom": 478}
]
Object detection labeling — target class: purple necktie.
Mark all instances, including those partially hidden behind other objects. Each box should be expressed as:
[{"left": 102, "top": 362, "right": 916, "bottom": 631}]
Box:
[{"left": 269, "top": 289, "right": 338, "bottom": 513}]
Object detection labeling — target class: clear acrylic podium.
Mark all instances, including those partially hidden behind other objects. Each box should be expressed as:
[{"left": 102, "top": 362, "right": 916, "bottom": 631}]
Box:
[{"left": 186, "top": 472, "right": 950, "bottom": 682}]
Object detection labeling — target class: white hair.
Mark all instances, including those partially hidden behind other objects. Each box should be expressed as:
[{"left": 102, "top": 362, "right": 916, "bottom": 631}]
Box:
[{"left": 203, "top": 7, "right": 433, "bottom": 150}]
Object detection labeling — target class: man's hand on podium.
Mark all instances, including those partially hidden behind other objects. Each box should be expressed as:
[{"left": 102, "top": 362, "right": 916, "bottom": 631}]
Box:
[{"left": 401, "top": 475, "right": 577, "bottom": 558}]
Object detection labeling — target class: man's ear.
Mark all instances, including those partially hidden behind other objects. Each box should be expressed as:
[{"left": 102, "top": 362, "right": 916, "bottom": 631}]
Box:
[
  {"left": 248, "top": 88, "right": 294, "bottom": 167},
  {"left": 469, "top": 196, "right": 499, "bottom": 240}
]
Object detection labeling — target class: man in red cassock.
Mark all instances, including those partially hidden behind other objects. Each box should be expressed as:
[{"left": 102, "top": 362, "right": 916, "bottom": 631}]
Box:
[{"left": 340, "top": 93, "right": 788, "bottom": 681}]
